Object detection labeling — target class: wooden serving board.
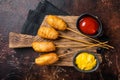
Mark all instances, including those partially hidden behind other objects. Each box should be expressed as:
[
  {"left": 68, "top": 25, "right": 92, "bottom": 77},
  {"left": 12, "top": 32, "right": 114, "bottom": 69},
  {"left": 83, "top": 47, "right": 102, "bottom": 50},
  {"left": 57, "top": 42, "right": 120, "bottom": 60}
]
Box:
[{"left": 9, "top": 16, "right": 101, "bottom": 66}]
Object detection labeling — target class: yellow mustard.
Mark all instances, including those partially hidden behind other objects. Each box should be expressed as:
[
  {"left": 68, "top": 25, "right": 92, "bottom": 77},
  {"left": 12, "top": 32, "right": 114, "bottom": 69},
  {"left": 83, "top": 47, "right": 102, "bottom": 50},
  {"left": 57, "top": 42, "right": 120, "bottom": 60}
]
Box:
[{"left": 75, "top": 52, "right": 96, "bottom": 70}]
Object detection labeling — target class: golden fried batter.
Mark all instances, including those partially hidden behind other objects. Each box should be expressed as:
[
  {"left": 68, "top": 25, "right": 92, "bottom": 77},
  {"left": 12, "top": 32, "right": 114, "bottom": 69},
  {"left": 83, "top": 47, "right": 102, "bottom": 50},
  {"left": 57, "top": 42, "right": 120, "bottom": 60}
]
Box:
[
  {"left": 46, "top": 15, "right": 67, "bottom": 31},
  {"left": 35, "top": 53, "right": 59, "bottom": 66},
  {"left": 37, "top": 26, "right": 59, "bottom": 39},
  {"left": 32, "top": 41, "right": 56, "bottom": 52}
]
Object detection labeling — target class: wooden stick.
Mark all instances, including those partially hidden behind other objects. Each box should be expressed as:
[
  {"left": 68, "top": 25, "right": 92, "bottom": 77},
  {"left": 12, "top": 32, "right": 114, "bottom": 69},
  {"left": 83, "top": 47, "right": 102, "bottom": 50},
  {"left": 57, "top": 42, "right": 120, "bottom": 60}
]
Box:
[
  {"left": 56, "top": 45, "right": 88, "bottom": 48},
  {"left": 59, "top": 35, "right": 109, "bottom": 49},
  {"left": 58, "top": 41, "right": 108, "bottom": 57},
  {"left": 59, "top": 35, "right": 93, "bottom": 45},
  {"left": 67, "top": 28, "right": 114, "bottom": 49},
  {"left": 56, "top": 41, "right": 107, "bottom": 48}
]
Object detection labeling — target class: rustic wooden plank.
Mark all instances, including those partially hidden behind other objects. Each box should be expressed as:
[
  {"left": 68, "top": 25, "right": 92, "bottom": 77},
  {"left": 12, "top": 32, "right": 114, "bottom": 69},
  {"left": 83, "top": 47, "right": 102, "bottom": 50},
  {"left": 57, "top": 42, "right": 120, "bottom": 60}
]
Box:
[
  {"left": 9, "top": 15, "right": 101, "bottom": 66},
  {"left": 9, "top": 32, "right": 45, "bottom": 48}
]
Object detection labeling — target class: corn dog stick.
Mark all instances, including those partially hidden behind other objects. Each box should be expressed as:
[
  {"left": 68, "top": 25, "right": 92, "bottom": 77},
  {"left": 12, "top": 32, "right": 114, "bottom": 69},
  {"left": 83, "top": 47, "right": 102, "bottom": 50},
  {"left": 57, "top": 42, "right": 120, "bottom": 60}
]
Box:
[
  {"left": 58, "top": 41, "right": 107, "bottom": 57},
  {"left": 67, "top": 28, "right": 114, "bottom": 49},
  {"left": 56, "top": 45, "right": 88, "bottom": 48},
  {"left": 56, "top": 41, "right": 107, "bottom": 48},
  {"left": 59, "top": 35, "right": 109, "bottom": 49},
  {"left": 59, "top": 35, "right": 93, "bottom": 45}
]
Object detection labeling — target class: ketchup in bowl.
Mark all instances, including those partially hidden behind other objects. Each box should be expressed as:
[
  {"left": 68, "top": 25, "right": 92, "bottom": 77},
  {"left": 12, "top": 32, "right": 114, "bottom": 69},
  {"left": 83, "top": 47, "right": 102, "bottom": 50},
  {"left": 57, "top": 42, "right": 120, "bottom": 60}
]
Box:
[
  {"left": 76, "top": 13, "right": 102, "bottom": 38},
  {"left": 79, "top": 17, "right": 99, "bottom": 35}
]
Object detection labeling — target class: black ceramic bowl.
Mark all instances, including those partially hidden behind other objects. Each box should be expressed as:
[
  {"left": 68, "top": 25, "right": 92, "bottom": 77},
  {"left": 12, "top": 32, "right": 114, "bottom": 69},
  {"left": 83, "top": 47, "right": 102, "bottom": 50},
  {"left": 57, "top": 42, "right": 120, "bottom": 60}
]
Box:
[
  {"left": 76, "top": 13, "right": 103, "bottom": 38},
  {"left": 73, "top": 51, "right": 100, "bottom": 73}
]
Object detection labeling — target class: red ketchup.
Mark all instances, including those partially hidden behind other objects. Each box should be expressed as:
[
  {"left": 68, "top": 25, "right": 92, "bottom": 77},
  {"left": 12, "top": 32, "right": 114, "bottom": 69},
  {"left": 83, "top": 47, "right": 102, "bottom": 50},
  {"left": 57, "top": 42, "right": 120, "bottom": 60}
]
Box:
[{"left": 79, "top": 17, "right": 99, "bottom": 35}]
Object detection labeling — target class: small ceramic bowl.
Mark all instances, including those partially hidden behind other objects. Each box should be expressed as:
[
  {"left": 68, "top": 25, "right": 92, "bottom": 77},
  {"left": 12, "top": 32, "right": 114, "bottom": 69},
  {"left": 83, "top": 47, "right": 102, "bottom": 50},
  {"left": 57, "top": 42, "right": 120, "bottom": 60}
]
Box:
[
  {"left": 73, "top": 51, "right": 100, "bottom": 73},
  {"left": 76, "top": 13, "right": 103, "bottom": 38}
]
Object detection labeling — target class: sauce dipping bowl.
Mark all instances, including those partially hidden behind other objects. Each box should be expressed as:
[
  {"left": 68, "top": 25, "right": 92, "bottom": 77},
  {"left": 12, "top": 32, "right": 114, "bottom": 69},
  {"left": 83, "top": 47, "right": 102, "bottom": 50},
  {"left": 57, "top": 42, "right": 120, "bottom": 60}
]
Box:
[
  {"left": 76, "top": 13, "right": 103, "bottom": 38},
  {"left": 73, "top": 51, "right": 100, "bottom": 73}
]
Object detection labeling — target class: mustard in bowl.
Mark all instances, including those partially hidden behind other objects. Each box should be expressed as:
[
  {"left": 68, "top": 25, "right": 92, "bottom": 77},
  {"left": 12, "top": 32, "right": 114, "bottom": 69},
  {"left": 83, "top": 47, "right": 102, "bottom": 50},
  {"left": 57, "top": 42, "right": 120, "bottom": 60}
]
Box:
[{"left": 73, "top": 51, "right": 99, "bottom": 73}]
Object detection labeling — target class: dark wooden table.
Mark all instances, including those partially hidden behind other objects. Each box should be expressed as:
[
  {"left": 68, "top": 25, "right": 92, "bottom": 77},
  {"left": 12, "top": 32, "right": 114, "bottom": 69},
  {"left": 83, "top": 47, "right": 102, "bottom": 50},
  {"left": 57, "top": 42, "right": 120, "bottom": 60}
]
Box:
[{"left": 0, "top": 0, "right": 120, "bottom": 80}]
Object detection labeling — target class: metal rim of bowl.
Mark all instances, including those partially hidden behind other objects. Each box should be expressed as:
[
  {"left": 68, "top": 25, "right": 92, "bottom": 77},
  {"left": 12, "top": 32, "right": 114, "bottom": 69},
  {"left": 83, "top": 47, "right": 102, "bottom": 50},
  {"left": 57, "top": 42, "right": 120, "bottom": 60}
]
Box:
[
  {"left": 76, "top": 13, "right": 103, "bottom": 38},
  {"left": 72, "top": 51, "right": 100, "bottom": 73}
]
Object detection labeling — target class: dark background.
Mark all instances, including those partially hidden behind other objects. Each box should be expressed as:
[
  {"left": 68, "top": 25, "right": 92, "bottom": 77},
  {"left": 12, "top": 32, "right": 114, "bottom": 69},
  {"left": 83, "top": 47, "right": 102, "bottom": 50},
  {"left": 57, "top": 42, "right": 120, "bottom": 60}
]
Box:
[{"left": 0, "top": 0, "right": 120, "bottom": 80}]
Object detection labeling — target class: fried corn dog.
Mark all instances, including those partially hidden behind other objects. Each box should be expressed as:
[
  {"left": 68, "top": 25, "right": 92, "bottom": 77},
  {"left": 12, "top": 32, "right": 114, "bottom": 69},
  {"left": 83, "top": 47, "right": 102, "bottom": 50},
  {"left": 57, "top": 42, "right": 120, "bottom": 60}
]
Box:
[
  {"left": 32, "top": 41, "right": 56, "bottom": 52},
  {"left": 35, "top": 53, "right": 59, "bottom": 66},
  {"left": 46, "top": 15, "right": 67, "bottom": 31},
  {"left": 37, "top": 26, "right": 59, "bottom": 39}
]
